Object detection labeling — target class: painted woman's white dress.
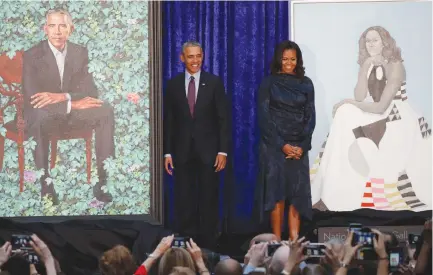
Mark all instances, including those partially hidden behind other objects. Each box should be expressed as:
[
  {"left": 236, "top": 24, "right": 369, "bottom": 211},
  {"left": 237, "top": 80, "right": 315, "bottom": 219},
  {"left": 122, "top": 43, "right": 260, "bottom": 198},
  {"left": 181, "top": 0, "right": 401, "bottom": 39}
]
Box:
[{"left": 310, "top": 64, "right": 432, "bottom": 211}]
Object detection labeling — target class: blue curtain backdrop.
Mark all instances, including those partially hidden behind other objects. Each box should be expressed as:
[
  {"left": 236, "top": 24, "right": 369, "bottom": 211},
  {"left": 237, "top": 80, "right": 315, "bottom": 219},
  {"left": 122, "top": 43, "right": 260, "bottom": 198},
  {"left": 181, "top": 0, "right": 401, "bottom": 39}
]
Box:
[{"left": 162, "top": 1, "right": 289, "bottom": 233}]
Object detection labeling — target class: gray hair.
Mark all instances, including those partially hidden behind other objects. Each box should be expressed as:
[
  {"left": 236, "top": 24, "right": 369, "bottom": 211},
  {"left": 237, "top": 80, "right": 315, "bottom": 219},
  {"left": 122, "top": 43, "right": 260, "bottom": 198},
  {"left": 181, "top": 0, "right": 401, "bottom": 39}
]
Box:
[
  {"left": 269, "top": 246, "right": 290, "bottom": 275},
  {"left": 46, "top": 8, "right": 74, "bottom": 27},
  {"left": 182, "top": 41, "right": 202, "bottom": 54}
]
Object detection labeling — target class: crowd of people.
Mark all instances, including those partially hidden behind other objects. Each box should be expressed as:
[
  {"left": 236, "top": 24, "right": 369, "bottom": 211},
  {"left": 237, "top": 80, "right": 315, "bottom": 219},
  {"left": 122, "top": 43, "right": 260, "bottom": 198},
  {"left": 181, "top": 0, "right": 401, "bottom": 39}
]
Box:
[{"left": 0, "top": 220, "right": 430, "bottom": 275}]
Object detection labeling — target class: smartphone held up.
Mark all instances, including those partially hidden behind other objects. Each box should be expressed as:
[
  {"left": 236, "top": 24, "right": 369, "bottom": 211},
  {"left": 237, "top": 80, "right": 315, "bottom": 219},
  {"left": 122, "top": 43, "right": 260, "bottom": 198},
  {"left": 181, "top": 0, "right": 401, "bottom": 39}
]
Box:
[{"left": 11, "top": 234, "right": 40, "bottom": 265}]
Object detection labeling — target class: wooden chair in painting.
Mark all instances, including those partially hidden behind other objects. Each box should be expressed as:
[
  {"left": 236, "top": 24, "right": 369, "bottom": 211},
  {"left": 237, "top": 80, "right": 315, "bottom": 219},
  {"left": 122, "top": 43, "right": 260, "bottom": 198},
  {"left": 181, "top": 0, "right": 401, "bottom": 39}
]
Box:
[{"left": 0, "top": 51, "right": 92, "bottom": 192}]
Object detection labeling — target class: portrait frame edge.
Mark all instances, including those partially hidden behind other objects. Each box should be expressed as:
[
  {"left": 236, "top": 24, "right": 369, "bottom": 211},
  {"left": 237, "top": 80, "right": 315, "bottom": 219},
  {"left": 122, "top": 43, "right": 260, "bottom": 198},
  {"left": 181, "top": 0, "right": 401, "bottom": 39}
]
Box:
[{"left": 148, "top": 1, "right": 164, "bottom": 225}]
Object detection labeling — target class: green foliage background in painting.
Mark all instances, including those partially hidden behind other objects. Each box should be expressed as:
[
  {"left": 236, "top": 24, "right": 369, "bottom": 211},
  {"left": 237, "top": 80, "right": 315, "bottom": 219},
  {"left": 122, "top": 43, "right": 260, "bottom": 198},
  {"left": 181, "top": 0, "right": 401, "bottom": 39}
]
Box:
[{"left": 0, "top": 0, "right": 150, "bottom": 216}]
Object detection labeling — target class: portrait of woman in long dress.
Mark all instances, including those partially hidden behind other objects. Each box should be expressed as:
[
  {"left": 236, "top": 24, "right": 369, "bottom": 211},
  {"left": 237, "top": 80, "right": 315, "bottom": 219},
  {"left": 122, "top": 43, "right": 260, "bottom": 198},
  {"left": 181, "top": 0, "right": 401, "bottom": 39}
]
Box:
[{"left": 311, "top": 26, "right": 432, "bottom": 211}]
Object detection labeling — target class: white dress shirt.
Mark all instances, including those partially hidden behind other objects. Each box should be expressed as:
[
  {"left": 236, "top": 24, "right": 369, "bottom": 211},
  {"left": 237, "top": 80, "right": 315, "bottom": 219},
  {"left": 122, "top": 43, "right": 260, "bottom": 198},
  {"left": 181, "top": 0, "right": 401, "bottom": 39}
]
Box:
[
  {"left": 47, "top": 40, "right": 71, "bottom": 113},
  {"left": 164, "top": 70, "right": 227, "bottom": 158}
]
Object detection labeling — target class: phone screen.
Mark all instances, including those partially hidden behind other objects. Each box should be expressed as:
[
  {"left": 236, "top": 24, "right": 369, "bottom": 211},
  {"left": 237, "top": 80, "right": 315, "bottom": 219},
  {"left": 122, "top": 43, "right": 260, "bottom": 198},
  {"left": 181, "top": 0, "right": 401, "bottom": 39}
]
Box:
[
  {"left": 388, "top": 247, "right": 404, "bottom": 272},
  {"left": 171, "top": 237, "right": 190, "bottom": 248},
  {"left": 26, "top": 252, "right": 40, "bottom": 264},
  {"left": 303, "top": 243, "right": 326, "bottom": 257},
  {"left": 267, "top": 243, "right": 282, "bottom": 257},
  {"left": 11, "top": 234, "right": 32, "bottom": 251},
  {"left": 352, "top": 231, "right": 375, "bottom": 247},
  {"left": 389, "top": 253, "right": 400, "bottom": 267}
]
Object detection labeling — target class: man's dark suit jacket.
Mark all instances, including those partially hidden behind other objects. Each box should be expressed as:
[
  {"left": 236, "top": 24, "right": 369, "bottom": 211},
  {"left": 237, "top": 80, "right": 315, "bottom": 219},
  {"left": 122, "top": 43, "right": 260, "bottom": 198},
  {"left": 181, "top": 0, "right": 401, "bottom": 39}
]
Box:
[
  {"left": 22, "top": 40, "right": 98, "bottom": 130},
  {"left": 163, "top": 71, "right": 229, "bottom": 164}
]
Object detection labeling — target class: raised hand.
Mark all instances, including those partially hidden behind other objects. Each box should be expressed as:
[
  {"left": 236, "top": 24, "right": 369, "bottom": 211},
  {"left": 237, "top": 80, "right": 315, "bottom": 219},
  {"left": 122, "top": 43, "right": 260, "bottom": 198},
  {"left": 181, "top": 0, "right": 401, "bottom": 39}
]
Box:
[
  {"left": 371, "top": 229, "right": 387, "bottom": 258},
  {"left": 341, "top": 231, "right": 362, "bottom": 266},
  {"left": 284, "top": 236, "right": 309, "bottom": 272},
  {"left": 247, "top": 242, "right": 267, "bottom": 267},
  {"left": 0, "top": 242, "right": 11, "bottom": 267},
  {"left": 30, "top": 234, "right": 53, "bottom": 263},
  {"left": 186, "top": 239, "right": 208, "bottom": 273},
  {"left": 152, "top": 234, "right": 174, "bottom": 258}
]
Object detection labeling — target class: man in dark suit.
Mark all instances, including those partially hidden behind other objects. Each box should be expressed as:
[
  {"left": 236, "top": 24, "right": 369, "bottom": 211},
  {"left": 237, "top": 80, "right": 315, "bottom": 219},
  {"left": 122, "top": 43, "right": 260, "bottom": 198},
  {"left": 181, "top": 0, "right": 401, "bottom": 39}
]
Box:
[
  {"left": 163, "top": 41, "right": 229, "bottom": 249},
  {"left": 22, "top": 8, "right": 114, "bottom": 204}
]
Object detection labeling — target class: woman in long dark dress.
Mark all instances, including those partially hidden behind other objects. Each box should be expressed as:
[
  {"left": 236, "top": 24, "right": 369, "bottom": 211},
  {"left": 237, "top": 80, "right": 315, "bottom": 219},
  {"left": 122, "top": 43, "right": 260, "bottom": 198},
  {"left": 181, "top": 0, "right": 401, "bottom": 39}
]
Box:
[{"left": 256, "top": 40, "right": 315, "bottom": 240}]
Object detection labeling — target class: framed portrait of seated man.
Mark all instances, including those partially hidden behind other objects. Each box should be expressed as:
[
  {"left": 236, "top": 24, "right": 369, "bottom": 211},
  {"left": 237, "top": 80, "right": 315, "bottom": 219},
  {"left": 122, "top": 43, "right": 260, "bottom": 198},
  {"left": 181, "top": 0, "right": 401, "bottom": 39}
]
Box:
[{"left": 0, "top": 1, "right": 163, "bottom": 221}]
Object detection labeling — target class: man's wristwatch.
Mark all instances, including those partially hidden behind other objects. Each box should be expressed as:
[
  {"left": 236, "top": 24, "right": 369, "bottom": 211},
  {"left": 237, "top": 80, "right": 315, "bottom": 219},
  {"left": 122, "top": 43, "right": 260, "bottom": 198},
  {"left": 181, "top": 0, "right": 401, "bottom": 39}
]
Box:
[{"left": 339, "top": 261, "right": 349, "bottom": 268}]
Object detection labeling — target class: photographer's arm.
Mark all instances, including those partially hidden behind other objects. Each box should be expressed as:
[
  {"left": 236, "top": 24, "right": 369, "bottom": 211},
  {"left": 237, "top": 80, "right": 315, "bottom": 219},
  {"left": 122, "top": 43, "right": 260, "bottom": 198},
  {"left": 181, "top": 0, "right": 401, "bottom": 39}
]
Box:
[
  {"left": 414, "top": 241, "right": 431, "bottom": 274},
  {"left": 243, "top": 243, "right": 267, "bottom": 274},
  {"left": 334, "top": 251, "right": 353, "bottom": 275},
  {"left": 186, "top": 239, "right": 209, "bottom": 275},
  {"left": 335, "top": 268, "right": 348, "bottom": 275},
  {"left": 414, "top": 220, "right": 432, "bottom": 274},
  {"left": 282, "top": 237, "right": 309, "bottom": 274},
  {"left": 29, "top": 235, "right": 56, "bottom": 275},
  {"left": 0, "top": 242, "right": 11, "bottom": 268},
  {"left": 376, "top": 258, "right": 389, "bottom": 275},
  {"left": 336, "top": 232, "right": 362, "bottom": 275},
  {"left": 371, "top": 229, "right": 389, "bottom": 275},
  {"left": 135, "top": 235, "right": 174, "bottom": 275}
]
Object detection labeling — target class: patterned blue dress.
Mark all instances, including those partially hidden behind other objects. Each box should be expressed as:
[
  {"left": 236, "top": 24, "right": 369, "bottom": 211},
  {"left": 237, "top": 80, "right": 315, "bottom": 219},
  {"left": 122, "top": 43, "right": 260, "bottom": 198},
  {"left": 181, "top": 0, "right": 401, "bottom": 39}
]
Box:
[{"left": 256, "top": 74, "right": 316, "bottom": 221}]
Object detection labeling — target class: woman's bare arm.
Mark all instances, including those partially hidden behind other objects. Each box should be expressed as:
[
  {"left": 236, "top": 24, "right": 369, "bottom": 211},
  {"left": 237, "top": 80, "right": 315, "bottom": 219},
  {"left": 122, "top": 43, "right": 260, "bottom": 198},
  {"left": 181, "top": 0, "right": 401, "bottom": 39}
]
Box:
[
  {"left": 349, "top": 61, "right": 405, "bottom": 114},
  {"left": 354, "top": 61, "right": 372, "bottom": 101}
]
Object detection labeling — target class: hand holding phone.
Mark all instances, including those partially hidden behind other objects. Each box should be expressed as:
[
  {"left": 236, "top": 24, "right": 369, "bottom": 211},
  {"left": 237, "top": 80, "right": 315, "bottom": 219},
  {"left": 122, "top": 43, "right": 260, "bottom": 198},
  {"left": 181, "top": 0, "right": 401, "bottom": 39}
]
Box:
[
  {"left": 0, "top": 242, "right": 12, "bottom": 265},
  {"left": 30, "top": 234, "right": 53, "bottom": 262},
  {"left": 10, "top": 234, "right": 41, "bottom": 265}
]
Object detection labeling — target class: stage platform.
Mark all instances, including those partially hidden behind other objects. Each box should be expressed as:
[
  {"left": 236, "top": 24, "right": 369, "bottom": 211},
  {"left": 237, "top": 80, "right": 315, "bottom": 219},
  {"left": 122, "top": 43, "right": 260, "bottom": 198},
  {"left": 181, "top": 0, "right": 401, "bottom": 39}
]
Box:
[{"left": 0, "top": 209, "right": 430, "bottom": 274}]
